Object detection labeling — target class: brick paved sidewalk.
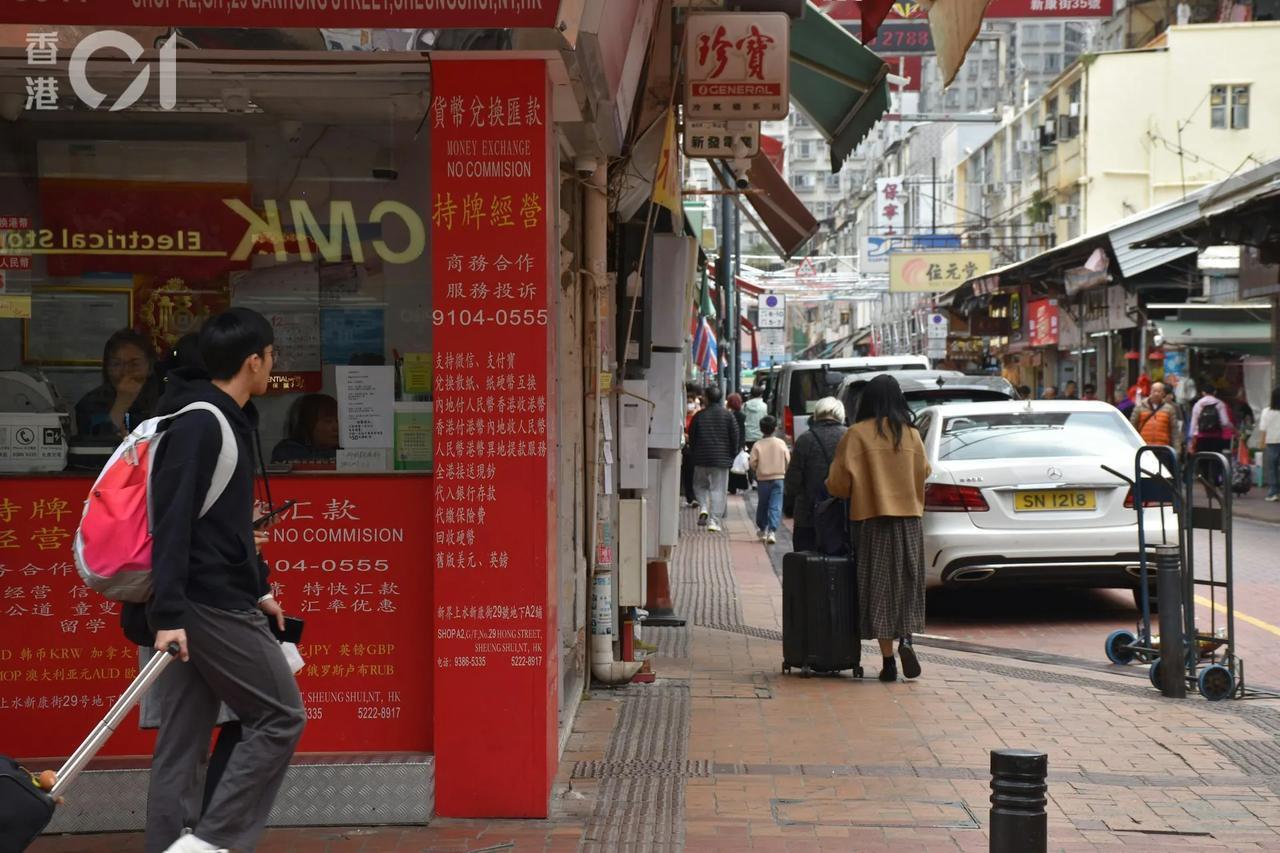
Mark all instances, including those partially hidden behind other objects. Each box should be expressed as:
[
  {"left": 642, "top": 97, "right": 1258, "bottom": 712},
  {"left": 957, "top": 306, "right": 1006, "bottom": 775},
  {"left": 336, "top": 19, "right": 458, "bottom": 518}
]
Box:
[{"left": 36, "top": 496, "right": 1280, "bottom": 852}]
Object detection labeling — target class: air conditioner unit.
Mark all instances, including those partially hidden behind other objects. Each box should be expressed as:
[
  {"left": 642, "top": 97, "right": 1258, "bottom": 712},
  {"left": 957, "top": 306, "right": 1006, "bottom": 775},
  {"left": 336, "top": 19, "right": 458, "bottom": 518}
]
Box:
[
  {"left": 1069, "top": 102, "right": 1080, "bottom": 117},
  {"left": 1017, "top": 139, "right": 1036, "bottom": 154},
  {"left": 1039, "top": 125, "right": 1056, "bottom": 148},
  {"left": 1057, "top": 203, "right": 1078, "bottom": 219}
]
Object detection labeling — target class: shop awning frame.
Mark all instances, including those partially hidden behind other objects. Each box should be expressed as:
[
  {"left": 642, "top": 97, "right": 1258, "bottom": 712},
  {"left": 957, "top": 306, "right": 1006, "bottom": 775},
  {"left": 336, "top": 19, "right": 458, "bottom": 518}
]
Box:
[{"left": 788, "top": 2, "right": 891, "bottom": 174}]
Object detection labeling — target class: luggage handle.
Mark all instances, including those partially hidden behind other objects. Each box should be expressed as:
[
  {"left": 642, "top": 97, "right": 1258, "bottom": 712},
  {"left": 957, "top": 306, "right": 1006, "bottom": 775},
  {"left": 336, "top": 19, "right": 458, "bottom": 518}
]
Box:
[{"left": 49, "top": 643, "right": 180, "bottom": 799}]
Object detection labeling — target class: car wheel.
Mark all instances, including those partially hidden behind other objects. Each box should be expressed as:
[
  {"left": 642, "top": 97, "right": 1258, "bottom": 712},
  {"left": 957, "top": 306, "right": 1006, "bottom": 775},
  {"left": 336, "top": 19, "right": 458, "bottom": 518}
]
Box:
[{"left": 1133, "top": 587, "right": 1159, "bottom": 615}]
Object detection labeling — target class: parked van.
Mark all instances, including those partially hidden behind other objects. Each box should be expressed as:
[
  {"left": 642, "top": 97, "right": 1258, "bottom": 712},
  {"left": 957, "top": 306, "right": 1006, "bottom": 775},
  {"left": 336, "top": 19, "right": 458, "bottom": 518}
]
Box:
[{"left": 770, "top": 355, "right": 930, "bottom": 442}]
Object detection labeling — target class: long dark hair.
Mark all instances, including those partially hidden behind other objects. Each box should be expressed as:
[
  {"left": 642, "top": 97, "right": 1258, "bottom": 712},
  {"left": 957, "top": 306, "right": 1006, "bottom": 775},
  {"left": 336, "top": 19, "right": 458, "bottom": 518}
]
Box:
[
  {"left": 101, "top": 328, "right": 159, "bottom": 412},
  {"left": 853, "top": 374, "right": 915, "bottom": 449},
  {"left": 1272, "top": 385, "right": 1280, "bottom": 410}
]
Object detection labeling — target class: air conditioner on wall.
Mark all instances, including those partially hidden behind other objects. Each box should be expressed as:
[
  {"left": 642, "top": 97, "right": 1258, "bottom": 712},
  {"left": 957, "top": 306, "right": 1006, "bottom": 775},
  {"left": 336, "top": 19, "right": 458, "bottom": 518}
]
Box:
[
  {"left": 984, "top": 182, "right": 999, "bottom": 195},
  {"left": 1016, "top": 139, "right": 1036, "bottom": 154}
]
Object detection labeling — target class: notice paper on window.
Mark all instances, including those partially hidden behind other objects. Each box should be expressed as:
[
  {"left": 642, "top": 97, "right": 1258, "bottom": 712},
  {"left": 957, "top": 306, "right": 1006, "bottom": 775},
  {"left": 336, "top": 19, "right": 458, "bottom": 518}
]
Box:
[{"left": 336, "top": 365, "right": 393, "bottom": 449}]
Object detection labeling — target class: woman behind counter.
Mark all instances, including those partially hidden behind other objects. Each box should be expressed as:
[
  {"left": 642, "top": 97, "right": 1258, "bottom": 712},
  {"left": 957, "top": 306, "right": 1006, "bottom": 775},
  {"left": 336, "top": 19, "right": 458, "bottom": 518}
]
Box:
[
  {"left": 272, "top": 393, "right": 341, "bottom": 463},
  {"left": 75, "top": 329, "right": 161, "bottom": 439}
]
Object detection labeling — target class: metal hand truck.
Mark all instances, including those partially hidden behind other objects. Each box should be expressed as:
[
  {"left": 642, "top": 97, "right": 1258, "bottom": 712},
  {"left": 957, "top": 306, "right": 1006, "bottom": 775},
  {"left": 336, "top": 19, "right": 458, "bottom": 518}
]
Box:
[
  {"left": 1182, "top": 451, "right": 1240, "bottom": 701},
  {"left": 1101, "top": 445, "right": 1184, "bottom": 673}
]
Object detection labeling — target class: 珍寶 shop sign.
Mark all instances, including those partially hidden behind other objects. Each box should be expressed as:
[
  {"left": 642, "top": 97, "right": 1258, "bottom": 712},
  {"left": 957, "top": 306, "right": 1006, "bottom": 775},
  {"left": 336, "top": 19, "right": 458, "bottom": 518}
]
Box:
[
  {"left": 0, "top": 0, "right": 565, "bottom": 29},
  {"left": 684, "top": 12, "right": 790, "bottom": 120}
]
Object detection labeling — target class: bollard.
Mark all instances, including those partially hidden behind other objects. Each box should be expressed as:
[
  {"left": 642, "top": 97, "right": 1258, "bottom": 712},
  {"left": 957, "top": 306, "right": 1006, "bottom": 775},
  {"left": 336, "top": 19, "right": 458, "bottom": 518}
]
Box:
[
  {"left": 990, "top": 749, "right": 1047, "bottom": 853},
  {"left": 1155, "top": 544, "right": 1185, "bottom": 699}
]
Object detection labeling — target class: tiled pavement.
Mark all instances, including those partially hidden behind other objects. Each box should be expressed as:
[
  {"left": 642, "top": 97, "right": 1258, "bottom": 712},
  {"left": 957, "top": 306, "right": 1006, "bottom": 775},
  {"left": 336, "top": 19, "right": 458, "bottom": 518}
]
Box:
[{"left": 37, "top": 497, "right": 1280, "bottom": 852}]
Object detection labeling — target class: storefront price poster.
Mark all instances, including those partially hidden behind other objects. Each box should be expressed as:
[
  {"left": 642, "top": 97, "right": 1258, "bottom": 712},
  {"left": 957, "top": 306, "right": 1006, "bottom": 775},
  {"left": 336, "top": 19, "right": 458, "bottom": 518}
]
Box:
[
  {"left": 321, "top": 307, "right": 385, "bottom": 366},
  {"left": 335, "top": 366, "right": 393, "bottom": 449},
  {"left": 430, "top": 59, "right": 559, "bottom": 818},
  {"left": 0, "top": 476, "right": 432, "bottom": 757}
]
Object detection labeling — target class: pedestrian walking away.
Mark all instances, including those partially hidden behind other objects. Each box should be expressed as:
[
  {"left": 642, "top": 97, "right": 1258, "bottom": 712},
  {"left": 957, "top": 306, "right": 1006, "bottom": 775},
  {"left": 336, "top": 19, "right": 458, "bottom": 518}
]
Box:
[
  {"left": 749, "top": 415, "right": 789, "bottom": 543},
  {"left": 743, "top": 387, "right": 768, "bottom": 488},
  {"left": 825, "top": 375, "right": 930, "bottom": 683},
  {"left": 688, "top": 385, "right": 739, "bottom": 533},
  {"left": 1190, "top": 379, "right": 1235, "bottom": 459},
  {"left": 726, "top": 393, "right": 749, "bottom": 495},
  {"left": 783, "top": 397, "right": 847, "bottom": 553},
  {"left": 144, "top": 308, "right": 306, "bottom": 853},
  {"left": 1260, "top": 386, "right": 1280, "bottom": 501}
]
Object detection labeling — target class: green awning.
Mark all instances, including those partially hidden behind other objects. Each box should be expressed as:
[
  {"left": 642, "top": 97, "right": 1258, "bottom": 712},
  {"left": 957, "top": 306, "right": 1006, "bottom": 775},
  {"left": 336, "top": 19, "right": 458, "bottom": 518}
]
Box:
[
  {"left": 1159, "top": 319, "right": 1272, "bottom": 356},
  {"left": 789, "top": 2, "right": 891, "bottom": 173}
]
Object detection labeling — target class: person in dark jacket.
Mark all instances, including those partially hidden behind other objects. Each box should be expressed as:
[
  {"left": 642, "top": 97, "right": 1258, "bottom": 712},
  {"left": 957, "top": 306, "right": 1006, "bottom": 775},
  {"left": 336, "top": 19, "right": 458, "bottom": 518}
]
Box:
[
  {"left": 783, "top": 396, "right": 847, "bottom": 552},
  {"left": 145, "top": 308, "right": 305, "bottom": 853},
  {"left": 688, "top": 385, "right": 740, "bottom": 532}
]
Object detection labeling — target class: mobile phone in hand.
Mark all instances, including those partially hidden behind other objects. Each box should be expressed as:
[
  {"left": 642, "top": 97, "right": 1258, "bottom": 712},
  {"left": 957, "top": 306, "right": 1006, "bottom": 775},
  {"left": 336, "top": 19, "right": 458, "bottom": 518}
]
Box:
[
  {"left": 270, "top": 616, "right": 304, "bottom": 644},
  {"left": 253, "top": 499, "right": 296, "bottom": 530}
]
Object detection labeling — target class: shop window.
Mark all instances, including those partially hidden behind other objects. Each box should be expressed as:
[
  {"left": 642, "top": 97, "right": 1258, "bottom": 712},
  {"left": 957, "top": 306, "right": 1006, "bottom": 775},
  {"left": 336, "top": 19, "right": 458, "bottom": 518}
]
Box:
[{"left": 1, "top": 57, "right": 434, "bottom": 478}]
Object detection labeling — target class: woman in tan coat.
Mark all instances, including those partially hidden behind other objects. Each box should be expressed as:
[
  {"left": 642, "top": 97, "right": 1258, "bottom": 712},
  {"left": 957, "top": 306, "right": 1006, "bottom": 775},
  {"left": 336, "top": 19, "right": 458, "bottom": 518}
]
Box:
[{"left": 826, "top": 375, "right": 931, "bottom": 681}]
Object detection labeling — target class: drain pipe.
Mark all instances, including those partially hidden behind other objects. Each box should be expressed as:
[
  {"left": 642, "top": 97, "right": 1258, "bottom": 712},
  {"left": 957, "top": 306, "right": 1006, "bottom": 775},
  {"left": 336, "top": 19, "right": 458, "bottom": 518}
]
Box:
[{"left": 583, "top": 162, "right": 641, "bottom": 686}]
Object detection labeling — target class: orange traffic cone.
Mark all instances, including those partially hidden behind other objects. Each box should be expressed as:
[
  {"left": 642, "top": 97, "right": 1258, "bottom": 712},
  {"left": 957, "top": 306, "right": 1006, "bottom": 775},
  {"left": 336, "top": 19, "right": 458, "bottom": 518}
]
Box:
[{"left": 643, "top": 560, "right": 685, "bottom": 627}]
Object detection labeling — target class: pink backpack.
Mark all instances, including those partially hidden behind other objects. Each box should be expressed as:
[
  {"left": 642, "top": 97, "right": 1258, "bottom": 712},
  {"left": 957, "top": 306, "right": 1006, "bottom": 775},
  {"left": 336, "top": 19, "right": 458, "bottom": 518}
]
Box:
[{"left": 73, "top": 403, "right": 238, "bottom": 602}]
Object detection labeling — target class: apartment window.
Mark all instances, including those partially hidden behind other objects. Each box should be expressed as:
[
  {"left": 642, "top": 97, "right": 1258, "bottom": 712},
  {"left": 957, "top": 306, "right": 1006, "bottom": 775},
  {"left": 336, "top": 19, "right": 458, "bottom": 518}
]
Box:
[
  {"left": 789, "top": 173, "right": 812, "bottom": 190},
  {"left": 797, "top": 140, "right": 813, "bottom": 159},
  {"left": 1044, "top": 23, "right": 1063, "bottom": 43},
  {"left": 966, "top": 88, "right": 979, "bottom": 109},
  {"left": 825, "top": 173, "right": 841, "bottom": 190},
  {"left": 1023, "top": 23, "right": 1040, "bottom": 44},
  {"left": 1211, "top": 84, "right": 1249, "bottom": 129},
  {"left": 946, "top": 89, "right": 961, "bottom": 109},
  {"left": 1045, "top": 53, "right": 1061, "bottom": 73}
]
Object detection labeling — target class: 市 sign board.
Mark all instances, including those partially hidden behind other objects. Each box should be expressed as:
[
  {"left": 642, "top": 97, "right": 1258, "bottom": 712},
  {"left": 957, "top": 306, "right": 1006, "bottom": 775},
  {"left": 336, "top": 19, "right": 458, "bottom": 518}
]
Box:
[
  {"left": 684, "top": 12, "right": 790, "bottom": 120},
  {"left": 0, "top": 0, "right": 564, "bottom": 28}
]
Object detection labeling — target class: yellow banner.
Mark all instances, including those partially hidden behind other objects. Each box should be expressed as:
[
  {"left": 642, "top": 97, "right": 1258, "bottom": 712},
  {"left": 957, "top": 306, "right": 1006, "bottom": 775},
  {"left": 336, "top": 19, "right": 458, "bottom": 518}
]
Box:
[
  {"left": 889, "top": 250, "right": 993, "bottom": 293},
  {"left": 0, "top": 295, "right": 32, "bottom": 318},
  {"left": 651, "top": 109, "right": 682, "bottom": 215}
]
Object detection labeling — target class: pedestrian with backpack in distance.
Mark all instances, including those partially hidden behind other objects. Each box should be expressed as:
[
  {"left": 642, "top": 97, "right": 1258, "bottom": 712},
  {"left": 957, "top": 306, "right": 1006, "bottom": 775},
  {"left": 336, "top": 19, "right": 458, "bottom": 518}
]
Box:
[
  {"left": 825, "top": 375, "right": 930, "bottom": 683},
  {"left": 145, "top": 308, "right": 305, "bottom": 853},
  {"left": 688, "top": 384, "right": 740, "bottom": 533},
  {"left": 749, "top": 415, "right": 789, "bottom": 543},
  {"left": 1190, "top": 378, "right": 1234, "bottom": 456},
  {"left": 782, "top": 397, "right": 847, "bottom": 553}
]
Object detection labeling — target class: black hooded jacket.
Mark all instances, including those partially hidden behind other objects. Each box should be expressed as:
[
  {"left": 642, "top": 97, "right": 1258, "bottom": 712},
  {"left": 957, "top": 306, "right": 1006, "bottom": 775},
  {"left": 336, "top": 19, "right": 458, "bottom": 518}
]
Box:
[{"left": 146, "top": 368, "right": 268, "bottom": 631}]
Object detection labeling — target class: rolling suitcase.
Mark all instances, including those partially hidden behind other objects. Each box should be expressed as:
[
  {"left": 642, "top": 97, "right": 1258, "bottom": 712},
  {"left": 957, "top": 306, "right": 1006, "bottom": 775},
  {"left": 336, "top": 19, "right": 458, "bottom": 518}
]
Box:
[
  {"left": 782, "top": 552, "right": 862, "bottom": 678},
  {"left": 0, "top": 644, "right": 179, "bottom": 853}
]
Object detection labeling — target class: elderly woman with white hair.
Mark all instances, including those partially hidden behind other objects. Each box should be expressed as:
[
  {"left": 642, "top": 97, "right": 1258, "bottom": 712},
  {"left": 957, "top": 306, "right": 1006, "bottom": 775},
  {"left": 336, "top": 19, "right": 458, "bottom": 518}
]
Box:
[{"left": 783, "top": 396, "right": 848, "bottom": 552}]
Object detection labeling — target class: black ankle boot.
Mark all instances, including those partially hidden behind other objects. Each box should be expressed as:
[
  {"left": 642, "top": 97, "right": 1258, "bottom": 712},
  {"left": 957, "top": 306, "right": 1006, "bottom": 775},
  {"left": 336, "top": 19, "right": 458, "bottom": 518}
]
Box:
[{"left": 879, "top": 656, "right": 897, "bottom": 682}]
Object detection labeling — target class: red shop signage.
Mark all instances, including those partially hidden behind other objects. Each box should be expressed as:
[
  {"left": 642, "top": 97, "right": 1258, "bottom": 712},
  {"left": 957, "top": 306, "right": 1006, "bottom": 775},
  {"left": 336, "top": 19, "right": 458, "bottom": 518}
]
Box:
[
  {"left": 430, "top": 58, "right": 558, "bottom": 818},
  {"left": 818, "top": 0, "right": 1114, "bottom": 20},
  {"left": 0, "top": 0, "right": 563, "bottom": 29},
  {"left": 0, "top": 474, "right": 433, "bottom": 759},
  {"left": 1028, "top": 298, "right": 1060, "bottom": 348}
]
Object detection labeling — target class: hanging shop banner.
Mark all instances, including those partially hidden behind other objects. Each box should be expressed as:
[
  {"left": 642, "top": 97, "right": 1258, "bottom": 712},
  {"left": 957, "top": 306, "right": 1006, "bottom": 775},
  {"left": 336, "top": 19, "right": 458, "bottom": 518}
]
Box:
[
  {"left": 817, "top": 0, "right": 1113, "bottom": 21},
  {"left": 1028, "top": 298, "right": 1060, "bottom": 347},
  {"left": 683, "top": 120, "right": 762, "bottom": 159},
  {"left": 684, "top": 12, "right": 790, "bottom": 120},
  {"left": 430, "top": 58, "right": 558, "bottom": 819},
  {"left": 874, "top": 177, "right": 905, "bottom": 236},
  {"left": 0, "top": 475, "right": 433, "bottom": 759},
  {"left": 0, "top": 0, "right": 565, "bottom": 28},
  {"left": 889, "top": 250, "right": 993, "bottom": 293}
]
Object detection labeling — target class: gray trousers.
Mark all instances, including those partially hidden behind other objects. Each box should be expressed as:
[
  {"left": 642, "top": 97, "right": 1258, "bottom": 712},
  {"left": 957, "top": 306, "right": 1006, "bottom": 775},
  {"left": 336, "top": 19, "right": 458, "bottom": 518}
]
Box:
[
  {"left": 145, "top": 602, "right": 306, "bottom": 853},
  {"left": 692, "top": 466, "right": 729, "bottom": 522}
]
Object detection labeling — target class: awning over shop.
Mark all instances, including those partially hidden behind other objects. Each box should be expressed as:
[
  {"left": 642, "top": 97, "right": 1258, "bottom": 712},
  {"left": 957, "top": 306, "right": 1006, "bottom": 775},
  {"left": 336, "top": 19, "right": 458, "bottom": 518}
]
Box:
[
  {"left": 788, "top": 2, "right": 890, "bottom": 173},
  {"left": 1151, "top": 303, "right": 1273, "bottom": 356},
  {"left": 712, "top": 158, "right": 819, "bottom": 260}
]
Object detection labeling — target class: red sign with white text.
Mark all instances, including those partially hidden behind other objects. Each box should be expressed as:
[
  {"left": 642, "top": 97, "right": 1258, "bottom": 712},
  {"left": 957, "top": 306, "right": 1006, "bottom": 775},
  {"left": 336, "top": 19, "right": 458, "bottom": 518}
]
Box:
[
  {"left": 0, "top": 474, "right": 432, "bottom": 759},
  {"left": 0, "top": 0, "right": 562, "bottom": 28},
  {"left": 430, "top": 59, "right": 558, "bottom": 818},
  {"left": 818, "top": 0, "right": 1113, "bottom": 20},
  {"left": 1029, "top": 298, "right": 1060, "bottom": 347}
]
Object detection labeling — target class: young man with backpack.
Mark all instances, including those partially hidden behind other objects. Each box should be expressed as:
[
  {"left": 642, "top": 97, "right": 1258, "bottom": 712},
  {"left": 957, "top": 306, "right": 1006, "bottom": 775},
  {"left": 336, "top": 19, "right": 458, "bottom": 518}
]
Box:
[
  {"left": 145, "top": 308, "right": 305, "bottom": 853},
  {"left": 1190, "top": 380, "right": 1234, "bottom": 456}
]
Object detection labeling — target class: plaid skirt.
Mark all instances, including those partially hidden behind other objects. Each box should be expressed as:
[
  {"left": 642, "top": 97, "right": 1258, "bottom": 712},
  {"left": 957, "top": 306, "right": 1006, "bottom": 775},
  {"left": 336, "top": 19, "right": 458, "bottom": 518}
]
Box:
[{"left": 856, "top": 516, "right": 926, "bottom": 640}]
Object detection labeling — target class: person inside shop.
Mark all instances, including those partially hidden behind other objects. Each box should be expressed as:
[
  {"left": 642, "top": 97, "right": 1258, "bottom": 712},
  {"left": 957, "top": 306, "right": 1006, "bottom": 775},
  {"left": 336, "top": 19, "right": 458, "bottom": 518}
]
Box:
[
  {"left": 1064, "top": 380, "right": 1079, "bottom": 400},
  {"left": 1081, "top": 383, "right": 1098, "bottom": 401},
  {"left": 75, "top": 328, "right": 162, "bottom": 439},
  {"left": 272, "top": 393, "right": 341, "bottom": 463}
]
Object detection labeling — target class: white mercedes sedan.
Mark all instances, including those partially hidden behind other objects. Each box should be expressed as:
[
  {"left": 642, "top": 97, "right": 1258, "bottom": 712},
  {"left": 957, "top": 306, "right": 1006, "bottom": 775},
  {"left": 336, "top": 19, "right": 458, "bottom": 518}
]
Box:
[{"left": 916, "top": 400, "right": 1178, "bottom": 608}]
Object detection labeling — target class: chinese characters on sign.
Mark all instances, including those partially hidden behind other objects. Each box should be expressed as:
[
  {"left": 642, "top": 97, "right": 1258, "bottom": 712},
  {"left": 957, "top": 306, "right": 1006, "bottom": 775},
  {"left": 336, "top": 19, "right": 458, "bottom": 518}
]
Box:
[
  {"left": 0, "top": 477, "right": 433, "bottom": 758},
  {"left": 888, "top": 250, "right": 994, "bottom": 293},
  {"left": 682, "top": 120, "right": 762, "bottom": 159},
  {"left": 430, "top": 59, "right": 558, "bottom": 818},
  {"left": 875, "top": 177, "right": 904, "bottom": 236},
  {"left": 684, "top": 13, "right": 790, "bottom": 120},
  {"left": 1028, "top": 299, "right": 1061, "bottom": 347},
  {"left": 757, "top": 293, "right": 786, "bottom": 329}
]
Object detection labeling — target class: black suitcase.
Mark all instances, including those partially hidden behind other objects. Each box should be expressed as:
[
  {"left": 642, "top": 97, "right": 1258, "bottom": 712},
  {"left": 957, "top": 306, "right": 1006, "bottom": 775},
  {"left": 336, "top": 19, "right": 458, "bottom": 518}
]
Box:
[
  {"left": 0, "top": 645, "right": 178, "bottom": 852},
  {"left": 782, "top": 551, "right": 862, "bottom": 678}
]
